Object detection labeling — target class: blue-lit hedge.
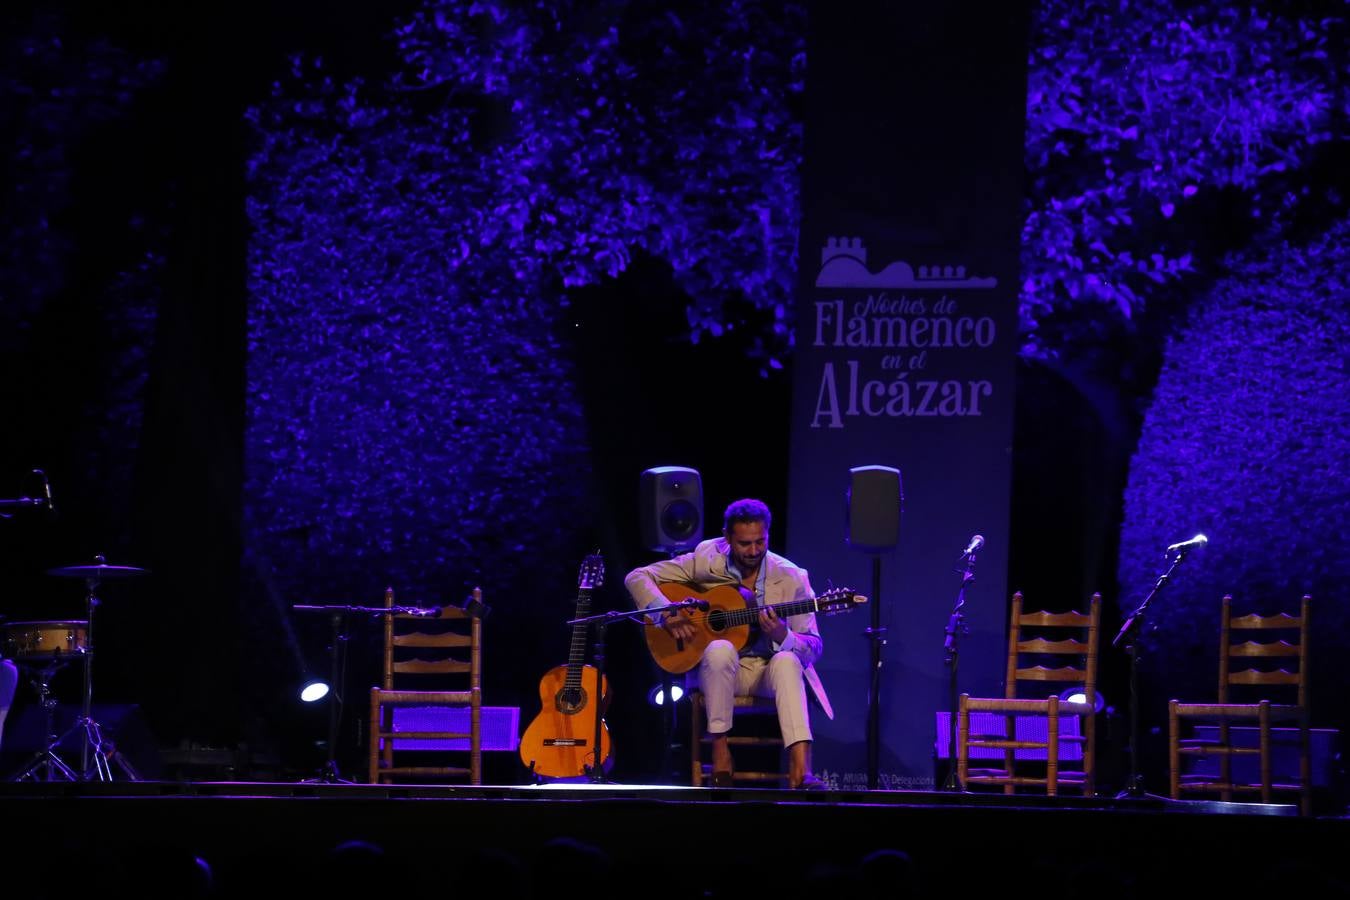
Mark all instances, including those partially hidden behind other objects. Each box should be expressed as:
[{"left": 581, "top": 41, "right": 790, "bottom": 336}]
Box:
[{"left": 1117, "top": 217, "right": 1349, "bottom": 716}]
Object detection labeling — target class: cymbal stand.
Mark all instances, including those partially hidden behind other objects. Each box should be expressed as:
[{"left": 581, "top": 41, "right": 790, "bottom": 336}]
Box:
[{"left": 73, "top": 562, "right": 140, "bottom": 781}]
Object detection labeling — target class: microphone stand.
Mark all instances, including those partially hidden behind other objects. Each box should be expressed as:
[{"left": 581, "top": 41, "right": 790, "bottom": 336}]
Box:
[
  {"left": 317, "top": 609, "right": 350, "bottom": 784},
  {"left": 940, "top": 550, "right": 978, "bottom": 790},
  {"left": 568, "top": 599, "right": 706, "bottom": 784},
  {"left": 1112, "top": 544, "right": 1197, "bottom": 799},
  {"left": 0, "top": 497, "right": 49, "bottom": 510},
  {"left": 657, "top": 552, "right": 679, "bottom": 786},
  {"left": 291, "top": 602, "right": 443, "bottom": 785},
  {"left": 0, "top": 470, "right": 55, "bottom": 518}
]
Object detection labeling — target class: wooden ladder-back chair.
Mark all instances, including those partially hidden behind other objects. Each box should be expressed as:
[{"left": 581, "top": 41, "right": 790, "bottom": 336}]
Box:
[
  {"left": 958, "top": 591, "right": 1101, "bottom": 796},
  {"left": 689, "top": 691, "right": 785, "bottom": 786},
  {"left": 368, "top": 587, "right": 483, "bottom": 784},
  {"left": 1168, "top": 594, "right": 1311, "bottom": 814}
]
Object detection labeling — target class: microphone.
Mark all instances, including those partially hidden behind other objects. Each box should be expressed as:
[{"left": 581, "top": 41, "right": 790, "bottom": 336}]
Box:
[
  {"left": 1165, "top": 534, "right": 1208, "bottom": 555},
  {"left": 406, "top": 606, "right": 442, "bottom": 617},
  {"left": 34, "top": 469, "right": 55, "bottom": 515},
  {"left": 681, "top": 598, "right": 711, "bottom": 611},
  {"left": 460, "top": 586, "right": 491, "bottom": 620},
  {"left": 959, "top": 534, "right": 985, "bottom": 558}
]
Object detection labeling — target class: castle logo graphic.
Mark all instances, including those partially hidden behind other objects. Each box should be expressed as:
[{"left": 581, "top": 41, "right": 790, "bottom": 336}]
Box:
[{"left": 815, "top": 237, "right": 997, "bottom": 289}]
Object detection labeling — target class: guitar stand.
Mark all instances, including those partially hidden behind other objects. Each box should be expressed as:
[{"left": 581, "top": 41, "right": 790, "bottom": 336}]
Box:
[{"left": 583, "top": 617, "right": 613, "bottom": 784}]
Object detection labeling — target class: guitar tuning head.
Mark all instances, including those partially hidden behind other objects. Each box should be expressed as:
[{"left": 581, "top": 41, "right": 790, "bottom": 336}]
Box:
[{"left": 579, "top": 553, "right": 606, "bottom": 589}]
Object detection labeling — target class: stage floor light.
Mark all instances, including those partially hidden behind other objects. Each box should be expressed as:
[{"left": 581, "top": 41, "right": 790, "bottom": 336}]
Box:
[
  {"left": 1058, "top": 687, "right": 1105, "bottom": 714},
  {"left": 648, "top": 683, "right": 685, "bottom": 706},
  {"left": 299, "top": 679, "right": 330, "bottom": 703}
]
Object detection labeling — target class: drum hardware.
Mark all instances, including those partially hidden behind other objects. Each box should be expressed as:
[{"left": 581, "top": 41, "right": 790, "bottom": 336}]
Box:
[
  {"left": 6, "top": 556, "right": 148, "bottom": 782},
  {"left": 9, "top": 657, "right": 83, "bottom": 782}
]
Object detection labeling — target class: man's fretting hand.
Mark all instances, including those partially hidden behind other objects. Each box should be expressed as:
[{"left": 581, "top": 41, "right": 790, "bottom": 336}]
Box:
[{"left": 758, "top": 606, "right": 788, "bottom": 644}]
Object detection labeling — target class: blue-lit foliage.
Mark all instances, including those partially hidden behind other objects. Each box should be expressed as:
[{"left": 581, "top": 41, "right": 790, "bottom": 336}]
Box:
[
  {"left": 387, "top": 0, "right": 803, "bottom": 364},
  {"left": 246, "top": 1, "right": 804, "bottom": 602},
  {"left": 1117, "top": 217, "right": 1349, "bottom": 711},
  {"left": 245, "top": 69, "right": 592, "bottom": 603},
  {"left": 0, "top": 14, "right": 165, "bottom": 525},
  {"left": 0, "top": 16, "right": 164, "bottom": 347},
  {"left": 1022, "top": 0, "right": 1340, "bottom": 358}
]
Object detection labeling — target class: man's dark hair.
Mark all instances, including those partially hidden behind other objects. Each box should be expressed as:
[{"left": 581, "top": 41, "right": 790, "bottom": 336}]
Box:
[{"left": 723, "top": 498, "right": 771, "bottom": 531}]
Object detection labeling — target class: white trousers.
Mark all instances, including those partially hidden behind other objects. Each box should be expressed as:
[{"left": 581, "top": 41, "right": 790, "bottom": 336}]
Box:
[{"left": 696, "top": 639, "right": 811, "bottom": 746}]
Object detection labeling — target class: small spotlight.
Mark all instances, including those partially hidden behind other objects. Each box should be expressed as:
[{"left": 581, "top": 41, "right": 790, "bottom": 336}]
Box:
[
  {"left": 299, "top": 679, "right": 330, "bottom": 703},
  {"left": 1057, "top": 687, "right": 1104, "bottom": 713},
  {"left": 648, "top": 683, "right": 685, "bottom": 707}
]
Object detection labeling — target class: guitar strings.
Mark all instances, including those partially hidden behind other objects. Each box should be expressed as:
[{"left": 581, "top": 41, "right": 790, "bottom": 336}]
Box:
[
  {"left": 644, "top": 604, "right": 819, "bottom": 626},
  {"left": 642, "top": 590, "right": 857, "bottom": 627}
]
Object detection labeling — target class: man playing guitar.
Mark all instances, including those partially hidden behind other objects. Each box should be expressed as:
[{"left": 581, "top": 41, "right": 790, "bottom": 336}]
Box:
[{"left": 624, "top": 498, "right": 828, "bottom": 790}]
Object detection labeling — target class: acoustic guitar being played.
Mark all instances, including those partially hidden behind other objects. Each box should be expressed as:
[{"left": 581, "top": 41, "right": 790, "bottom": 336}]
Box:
[
  {"left": 643, "top": 582, "right": 867, "bottom": 674},
  {"left": 519, "top": 554, "right": 612, "bottom": 779}
]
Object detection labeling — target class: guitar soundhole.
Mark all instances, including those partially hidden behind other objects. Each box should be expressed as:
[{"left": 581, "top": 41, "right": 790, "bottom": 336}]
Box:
[
  {"left": 707, "top": 609, "right": 728, "bottom": 633},
  {"left": 556, "top": 687, "right": 587, "bottom": 715}
]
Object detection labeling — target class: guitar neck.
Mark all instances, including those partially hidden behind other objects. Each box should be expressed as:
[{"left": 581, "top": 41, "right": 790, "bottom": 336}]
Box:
[
  {"left": 723, "top": 596, "right": 820, "bottom": 627},
  {"left": 563, "top": 588, "right": 593, "bottom": 688}
]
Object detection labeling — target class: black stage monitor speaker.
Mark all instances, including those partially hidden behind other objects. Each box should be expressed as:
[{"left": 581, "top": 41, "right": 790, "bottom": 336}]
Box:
[
  {"left": 847, "top": 465, "right": 902, "bottom": 552},
  {"left": 640, "top": 466, "right": 703, "bottom": 553}
]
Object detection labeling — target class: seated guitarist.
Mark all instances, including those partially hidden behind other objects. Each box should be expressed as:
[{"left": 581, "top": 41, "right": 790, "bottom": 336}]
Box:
[{"left": 624, "top": 498, "right": 827, "bottom": 789}]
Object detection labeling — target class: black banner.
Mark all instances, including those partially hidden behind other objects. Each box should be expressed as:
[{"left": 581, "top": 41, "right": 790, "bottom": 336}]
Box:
[{"left": 787, "top": 1, "right": 1029, "bottom": 789}]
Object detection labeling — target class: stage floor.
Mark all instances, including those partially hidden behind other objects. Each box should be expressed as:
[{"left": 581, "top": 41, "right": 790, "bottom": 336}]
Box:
[
  {"left": 3, "top": 780, "right": 1345, "bottom": 897},
  {"left": 0, "top": 777, "right": 1316, "bottom": 813}
]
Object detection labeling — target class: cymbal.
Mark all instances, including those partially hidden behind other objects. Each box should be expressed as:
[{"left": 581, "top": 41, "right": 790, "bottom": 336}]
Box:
[{"left": 46, "top": 563, "right": 149, "bottom": 579}]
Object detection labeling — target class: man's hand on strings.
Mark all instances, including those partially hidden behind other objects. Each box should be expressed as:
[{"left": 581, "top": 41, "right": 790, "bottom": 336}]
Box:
[{"left": 660, "top": 609, "right": 696, "bottom": 642}]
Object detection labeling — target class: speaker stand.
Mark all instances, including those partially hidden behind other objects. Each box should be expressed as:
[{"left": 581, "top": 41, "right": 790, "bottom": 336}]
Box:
[{"left": 863, "top": 554, "right": 885, "bottom": 791}]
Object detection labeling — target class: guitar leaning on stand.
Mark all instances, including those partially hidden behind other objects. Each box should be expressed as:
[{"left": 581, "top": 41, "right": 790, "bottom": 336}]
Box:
[{"left": 519, "top": 554, "right": 612, "bottom": 780}]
